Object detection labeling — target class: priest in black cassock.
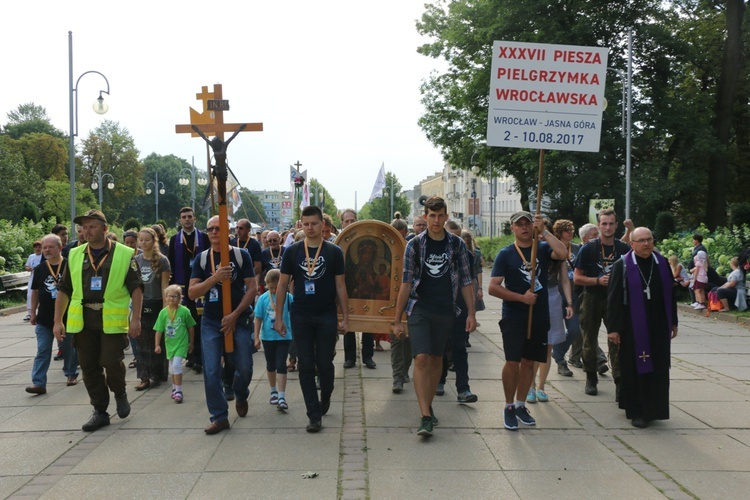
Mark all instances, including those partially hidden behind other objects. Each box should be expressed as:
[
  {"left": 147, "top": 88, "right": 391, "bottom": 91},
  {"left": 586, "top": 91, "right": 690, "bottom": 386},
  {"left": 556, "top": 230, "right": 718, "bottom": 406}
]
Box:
[{"left": 607, "top": 227, "right": 678, "bottom": 428}]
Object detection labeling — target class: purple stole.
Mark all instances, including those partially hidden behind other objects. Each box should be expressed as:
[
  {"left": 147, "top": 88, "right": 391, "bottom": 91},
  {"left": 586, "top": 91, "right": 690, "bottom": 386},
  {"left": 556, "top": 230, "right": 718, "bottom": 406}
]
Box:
[
  {"left": 173, "top": 229, "right": 207, "bottom": 286},
  {"left": 624, "top": 250, "right": 673, "bottom": 374}
]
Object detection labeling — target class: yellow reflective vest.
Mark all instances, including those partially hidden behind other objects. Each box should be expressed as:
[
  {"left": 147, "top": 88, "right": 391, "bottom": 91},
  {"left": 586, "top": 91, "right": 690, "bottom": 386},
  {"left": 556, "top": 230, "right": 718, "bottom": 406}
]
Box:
[{"left": 66, "top": 242, "right": 135, "bottom": 334}]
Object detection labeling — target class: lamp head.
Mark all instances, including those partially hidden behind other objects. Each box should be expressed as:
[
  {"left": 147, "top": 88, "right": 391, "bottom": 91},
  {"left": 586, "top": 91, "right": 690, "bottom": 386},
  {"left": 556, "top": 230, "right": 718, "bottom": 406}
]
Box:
[{"left": 93, "top": 94, "right": 109, "bottom": 115}]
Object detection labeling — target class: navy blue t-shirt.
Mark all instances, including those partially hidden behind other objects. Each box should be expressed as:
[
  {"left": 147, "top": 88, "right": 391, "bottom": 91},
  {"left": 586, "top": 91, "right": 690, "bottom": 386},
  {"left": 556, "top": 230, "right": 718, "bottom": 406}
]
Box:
[
  {"left": 230, "top": 237, "right": 262, "bottom": 269},
  {"left": 191, "top": 248, "right": 255, "bottom": 320},
  {"left": 261, "top": 246, "right": 285, "bottom": 273},
  {"left": 574, "top": 237, "right": 630, "bottom": 294},
  {"left": 415, "top": 235, "right": 454, "bottom": 313},
  {"left": 491, "top": 241, "right": 552, "bottom": 325},
  {"left": 32, "top": 258, "right": 67, "bottom": 328},
  {"left": 280, "top": 240, "right": 345, "bottom": 316}
]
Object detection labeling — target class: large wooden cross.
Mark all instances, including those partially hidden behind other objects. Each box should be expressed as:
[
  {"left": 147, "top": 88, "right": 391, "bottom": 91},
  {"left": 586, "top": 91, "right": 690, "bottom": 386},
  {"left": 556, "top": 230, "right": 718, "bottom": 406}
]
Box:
[{"left": 175, "top": 83, "right": 263, "bottom": 352}]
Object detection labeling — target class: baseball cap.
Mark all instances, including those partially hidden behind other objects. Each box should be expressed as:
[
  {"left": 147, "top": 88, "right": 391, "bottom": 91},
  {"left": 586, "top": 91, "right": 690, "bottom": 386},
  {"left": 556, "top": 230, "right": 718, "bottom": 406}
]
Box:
[
  {"left": 510, "top": 211, "right": 533, "bottom": 224},
  {"left": 73, "top": 209, "right": 108, "bottom": 225}
]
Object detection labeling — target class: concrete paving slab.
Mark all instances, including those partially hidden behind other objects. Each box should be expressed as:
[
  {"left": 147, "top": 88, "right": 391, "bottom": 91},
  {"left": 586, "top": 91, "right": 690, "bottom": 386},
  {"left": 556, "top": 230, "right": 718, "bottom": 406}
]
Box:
[
  {"left": 504, "top": 470, "right": 664, "bottom": 499},
  {"left": 669, "top": 365, "right": 706, "bottom": 380},
  {"left": 577, "top": 401, "right": 708, "bottom": 430},
  {"left": 704, "top": 365, "right": 750, "bottom": 381},
  {"left": 485, "top": 434, "right": 633, "bottom": 471},
  {"left": 675, "top": 353, "right": 750, "bottom": 367},
  {"left": 0, "top": 475, "right": 31, "bottom": 499},
  {"left": 0, "top": 434, "right": 82, "bottom": 475},
  {"left": 549, "top": 378, "right": 618, "bottom": 403},
  {"left": 188, "top": 471, "right": 338, "bottom": 499},
  {"left": 207, "top": 433, "right": 340, "bottom": 472},
  {"left": 670, "top": 379, "right": 748, "bottom": 402},
  {"left": 41, "top": 473, "right": 200, "bottom": 499},
  {"left": 668, "top": 470, "right": 750, "bottom": 500},
  {"left": 364, "top": 400, "right": 476, "bottom": 429},
  {"left": 1, "top": 404, "right": 100, "bottom": 432},
  {"left": 620, "top": 434, "right": 750, "bottom": 472},
  {"left": 672, "top": 401, "right": 750, "bottom": 428},
  {"left": 368, "top": 432, "right": 500, "bottom": 471},
  {"left": 72, "top": 433, "right": 221, "bottom": 474},
  {"left": 369, "top": 470, "right": 518, "bottom": 499}
]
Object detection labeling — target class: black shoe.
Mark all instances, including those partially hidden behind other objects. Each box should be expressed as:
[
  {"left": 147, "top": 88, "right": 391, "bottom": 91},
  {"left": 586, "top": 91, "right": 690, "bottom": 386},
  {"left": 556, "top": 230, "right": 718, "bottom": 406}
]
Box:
[
  {"left": 115, "top": 393, "right": 131, "bottom": 418},
  {"left": 224, "top": 386, "right": 235, "bottom": 401},
  {"left": 320, "top": 396, "right": 331, "bottom": 416},
  {"left": 598, "top": 363, "right": 609, "bottom": 375},
  {"left": 82, "top": 411, "right": 110, "bottom": 432},
  {"left": 363, "top": 358, "right": 377, "bottom": 369},
  {"left": 54, "top": 349, "right": 63, "bottom": 361},
  {"left": 185, "top": 360, "right": 195, "bottom": 368},
  {"left": 632, "top": 417, "right": 648, "bottom": 428},
  {"left": 465, "top": 339, "right": 471, "bottom": 348},
  {"left": 557, "top": 362, "right": 573, "bottom": 377},
  {"left": 193, "top": 364, "right": 203, "bottom": 374},
  {"left": 306, "top": 419, "right": 322, "bottom": 433},
  {"left": 343, "top": 359, "right": 356, "bottom": 369},
  {"left": 392, "top": 380, "right": 403, "bottom": 394},
  {"left": 568, "top": 359, "right": 583, "bottom": 369},
  {"left": 584, "top": 380, "right": 598, "bottom": 396}
]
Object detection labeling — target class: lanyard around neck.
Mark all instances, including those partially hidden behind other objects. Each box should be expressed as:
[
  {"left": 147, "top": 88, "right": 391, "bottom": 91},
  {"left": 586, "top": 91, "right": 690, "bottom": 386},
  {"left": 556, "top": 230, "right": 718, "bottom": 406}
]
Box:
[
  {"left": 86, "top": 240, "right": 111, "bottom": 276},
  {"left": 304, "top": 240, "right": 323, "bottom": 278}
]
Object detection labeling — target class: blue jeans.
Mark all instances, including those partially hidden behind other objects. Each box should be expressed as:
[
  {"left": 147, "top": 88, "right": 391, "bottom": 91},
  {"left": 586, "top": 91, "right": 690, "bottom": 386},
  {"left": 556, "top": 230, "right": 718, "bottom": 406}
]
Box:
[
  {"left": 552, "top": 311, "right": 581, "bottom": 364},
  {"left": 32, "top": 324, "right": 78, "bottom": 387},
  {"left": 291, "top": 312, "right": 338, "bottom": 420},
  {"left": 200, "top": 316, "right": 253, "bottom": 422}
]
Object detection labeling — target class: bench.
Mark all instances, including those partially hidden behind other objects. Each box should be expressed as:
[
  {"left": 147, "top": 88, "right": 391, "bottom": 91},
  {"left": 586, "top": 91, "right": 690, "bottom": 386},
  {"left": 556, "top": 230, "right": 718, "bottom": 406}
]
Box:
[{"left": 0, "top": 271, "right": 31, "bottom": 295}]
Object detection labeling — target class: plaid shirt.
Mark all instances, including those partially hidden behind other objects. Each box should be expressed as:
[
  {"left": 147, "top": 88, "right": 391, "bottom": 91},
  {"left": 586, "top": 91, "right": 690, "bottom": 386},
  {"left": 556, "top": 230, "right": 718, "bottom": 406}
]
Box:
[{"left": 402, "top": 230, "right": 473, "bottom": 317}]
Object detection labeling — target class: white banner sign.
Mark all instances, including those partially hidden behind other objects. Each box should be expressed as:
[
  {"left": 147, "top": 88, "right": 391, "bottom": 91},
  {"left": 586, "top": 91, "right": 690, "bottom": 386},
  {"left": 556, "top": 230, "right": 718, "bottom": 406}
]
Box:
[{"left": 487, "top": 41, "right": 609, "bottom": 152}]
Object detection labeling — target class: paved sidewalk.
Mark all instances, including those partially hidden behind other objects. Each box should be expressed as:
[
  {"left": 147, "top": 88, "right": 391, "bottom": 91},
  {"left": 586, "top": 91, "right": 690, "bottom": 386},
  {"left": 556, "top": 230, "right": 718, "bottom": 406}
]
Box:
[{"left": 1, "top": 273, "right": 749, "bottom": 499}]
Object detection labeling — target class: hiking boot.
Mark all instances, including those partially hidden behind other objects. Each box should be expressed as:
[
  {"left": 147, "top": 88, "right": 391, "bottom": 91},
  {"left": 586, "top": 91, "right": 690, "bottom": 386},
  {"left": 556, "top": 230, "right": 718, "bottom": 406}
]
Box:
[
  {"left": 82, "top": 410, "right": 110, "bottom": 432},
  {"left": 115, "top": 392, "right": 131, "bottom": 418},
  {"left": 457, "top": 390, "right": 478, "bottom": 403},
  {"left": 392, "top": 380, "right": 404, "bottom": 394},
  {"left": 584, "top": 373, "right": 598, "bottom": 396},
  {"left": 557, "top": 361, "right": 573, "bottom": 377},
  {"left": 598, "top": 363, "right": 609, "bottom": 375}
]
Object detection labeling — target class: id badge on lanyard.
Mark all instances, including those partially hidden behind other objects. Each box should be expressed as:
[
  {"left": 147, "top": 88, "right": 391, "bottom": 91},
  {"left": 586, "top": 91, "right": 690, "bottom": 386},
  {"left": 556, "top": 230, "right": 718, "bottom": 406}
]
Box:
[{"left": 91, "top": 276, "right": 103, "bottom": 291}]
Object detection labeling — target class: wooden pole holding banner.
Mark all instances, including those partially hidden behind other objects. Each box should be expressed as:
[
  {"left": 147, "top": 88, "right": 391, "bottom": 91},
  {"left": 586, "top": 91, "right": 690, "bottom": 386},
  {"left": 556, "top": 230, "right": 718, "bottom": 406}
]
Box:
[{"left": 527, "top": 149, "right": 545, "bottom": 339}]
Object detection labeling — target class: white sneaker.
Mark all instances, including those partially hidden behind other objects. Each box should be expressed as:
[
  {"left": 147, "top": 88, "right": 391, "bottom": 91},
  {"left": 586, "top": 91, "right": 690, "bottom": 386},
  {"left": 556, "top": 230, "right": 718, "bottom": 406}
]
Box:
[
  {"left": 695, "top": 304, "right": 706, "bottom": 310},
  {"left": 690, "top": 302, "right": 699, "bottom": 307}
]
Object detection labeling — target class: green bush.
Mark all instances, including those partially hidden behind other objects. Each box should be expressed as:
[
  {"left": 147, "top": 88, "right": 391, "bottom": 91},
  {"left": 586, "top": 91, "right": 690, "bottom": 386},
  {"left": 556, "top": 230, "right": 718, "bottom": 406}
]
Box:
[
  {"left": 729, "top": 202, "right": 750, "bottom": 228},
  {"left": 656, "top": 224, "right": 750, "bottom": 276},
  {"left": 0, "top": 218, "right": 50, "bottom": 272},
  {"left": 475, "top": 234, "right": 515, "bottom": 264},
  {"left": 123, "top": 217, "right": 141, "bottom": 231}
]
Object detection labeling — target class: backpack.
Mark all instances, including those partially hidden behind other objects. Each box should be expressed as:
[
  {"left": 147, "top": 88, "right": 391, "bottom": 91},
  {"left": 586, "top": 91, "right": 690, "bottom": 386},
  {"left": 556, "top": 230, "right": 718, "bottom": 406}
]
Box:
[
  {"left": 199, "top": 246, "right": 244, "bottom": 271},
  {"left": 707, "top": 290, "right": 722, "bottom": 313}
]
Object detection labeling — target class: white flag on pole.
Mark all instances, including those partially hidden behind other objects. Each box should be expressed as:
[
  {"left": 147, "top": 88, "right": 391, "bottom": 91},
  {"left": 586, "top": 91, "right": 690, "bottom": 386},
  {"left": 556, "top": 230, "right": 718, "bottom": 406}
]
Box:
[
  {"left": 299, "top": 170, "right": 310, "bottom": 209},
  {"left": 369, "top": 163, "right": 386, "bottom": 202}
]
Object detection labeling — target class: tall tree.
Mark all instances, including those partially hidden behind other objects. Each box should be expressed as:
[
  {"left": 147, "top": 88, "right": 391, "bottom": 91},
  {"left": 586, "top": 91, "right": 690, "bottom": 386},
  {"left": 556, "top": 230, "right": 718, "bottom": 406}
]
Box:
[
  {"left": 415, "top": 0, "right": 747, "bottom": 229},
  {"left": 0, "top": 138, "right": 45, "bottom": 222},
  {"left": 79, "top": 120, "right": 144, "bottom": 223},
  {"left": 2, "top": 103, "right": 65, "bottom": 139},
  {"left": 236, "top": 188, "right": 267, "bottom": 224}
]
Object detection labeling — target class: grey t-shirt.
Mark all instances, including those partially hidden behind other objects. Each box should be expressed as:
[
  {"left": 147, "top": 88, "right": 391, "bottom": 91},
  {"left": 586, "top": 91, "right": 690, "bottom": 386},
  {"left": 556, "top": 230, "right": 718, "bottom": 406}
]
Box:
[{"left": 136, "top": 253, "right": 171, "bottom": 301}]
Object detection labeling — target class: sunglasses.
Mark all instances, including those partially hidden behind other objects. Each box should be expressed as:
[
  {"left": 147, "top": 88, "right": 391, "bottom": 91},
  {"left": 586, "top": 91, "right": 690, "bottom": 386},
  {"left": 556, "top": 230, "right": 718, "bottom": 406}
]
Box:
[{"left": 206, "top": 226, "right": 221, "bottom": 233}]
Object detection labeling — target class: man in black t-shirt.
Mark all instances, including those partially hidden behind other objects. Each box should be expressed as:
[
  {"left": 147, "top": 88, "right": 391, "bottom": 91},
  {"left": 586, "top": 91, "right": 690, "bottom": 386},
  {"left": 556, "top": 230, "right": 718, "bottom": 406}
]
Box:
[
  {"left": 392, "top": 196, "right": 476, "bottom": 438},
  {"left": 489, "top": 211, "right": 567, "bottom": 430},
  {"left": 27, "top": 234, "right": 79, "bottom": 394},
  {"left": 275, "top": 206, "right": 349, "bottom": 433},
  {"left": 574, "top": 208, "right": 630, "bottom": 397}
]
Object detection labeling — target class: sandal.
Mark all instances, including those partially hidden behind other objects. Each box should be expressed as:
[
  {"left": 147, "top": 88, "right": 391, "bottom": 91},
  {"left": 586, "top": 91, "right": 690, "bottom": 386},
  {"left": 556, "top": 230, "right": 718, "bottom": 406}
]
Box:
[
  {"left": 270, "top": 391, "right": 279, "bottom": 405},
  {"left": 174, "top": 391, "right": 183, "bottom": 403},
  {"left": 135, "top": 379, "right": 150, "bottom": 391},
  {"left": 287, "top": 359, "right": 296, "bottom": 372},
  {"left": 128, "top": 360, "right": 137, "bottom": 369},
  {"left": 375, "top": 343, "right": 384, "bottom": 351},
  {"left": 277, "top": 397, "right": 288, "bottom": 410}
]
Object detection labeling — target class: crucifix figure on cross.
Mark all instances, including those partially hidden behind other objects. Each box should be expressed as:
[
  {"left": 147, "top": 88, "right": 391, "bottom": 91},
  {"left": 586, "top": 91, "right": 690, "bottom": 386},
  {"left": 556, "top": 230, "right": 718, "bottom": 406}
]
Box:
[{"left": 191, "top": 124, "right": 246, "bottom": 182}]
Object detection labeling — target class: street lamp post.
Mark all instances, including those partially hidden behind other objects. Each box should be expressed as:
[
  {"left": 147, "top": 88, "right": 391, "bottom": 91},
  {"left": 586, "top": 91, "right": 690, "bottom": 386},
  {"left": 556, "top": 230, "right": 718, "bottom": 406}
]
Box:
[
  {"left": 68, "top": 31, "right": 110, "bottom": 223},
  {"left": 90, "top": 161, "right": 114, "bottom": 208},
  {"left": 179, "top": 156, "right": 208, "bottom": 211},
  {"left": 145, "top": 172, "right": 166, "bottom": 222}
]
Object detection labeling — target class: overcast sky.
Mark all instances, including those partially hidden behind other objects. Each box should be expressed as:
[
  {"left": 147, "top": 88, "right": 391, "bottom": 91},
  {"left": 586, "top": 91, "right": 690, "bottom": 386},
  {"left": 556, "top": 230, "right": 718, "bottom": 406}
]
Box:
[{"left": 1, "top": 0, "right": 448, "bottom": 212}]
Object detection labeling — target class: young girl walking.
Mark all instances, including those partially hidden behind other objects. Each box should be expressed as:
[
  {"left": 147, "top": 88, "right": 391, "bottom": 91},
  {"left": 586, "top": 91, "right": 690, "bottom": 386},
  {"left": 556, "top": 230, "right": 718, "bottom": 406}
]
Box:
[
  {"left": 154, "top": 285, "right": 196, "bottom": 403},
  {"left": 254, "top": 269, "right": 293, "bottom": 410}
]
